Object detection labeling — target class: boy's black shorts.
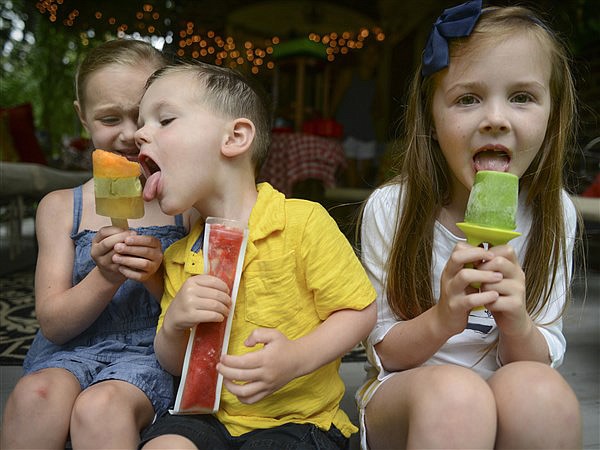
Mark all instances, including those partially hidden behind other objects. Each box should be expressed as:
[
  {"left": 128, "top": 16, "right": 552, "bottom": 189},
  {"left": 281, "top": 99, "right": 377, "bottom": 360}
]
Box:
[{"left": 139, "top": 413, "right": 349, "bottom": 450}]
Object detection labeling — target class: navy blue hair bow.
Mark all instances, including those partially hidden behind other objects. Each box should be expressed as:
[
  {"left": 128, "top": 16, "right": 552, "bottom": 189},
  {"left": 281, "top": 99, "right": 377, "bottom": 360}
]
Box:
[{"left": 422, "top": 0, "right": 483, "bottom": 77}]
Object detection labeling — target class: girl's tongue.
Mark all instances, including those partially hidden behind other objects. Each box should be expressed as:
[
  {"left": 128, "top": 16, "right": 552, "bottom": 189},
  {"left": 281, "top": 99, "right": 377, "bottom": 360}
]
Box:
[{"left": 474, "top": 150, "right": 510, "bottom": 172}]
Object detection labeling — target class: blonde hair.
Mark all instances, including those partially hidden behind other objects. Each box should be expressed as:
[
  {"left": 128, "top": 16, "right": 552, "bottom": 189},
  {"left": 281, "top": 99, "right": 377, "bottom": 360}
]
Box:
[
  {"left": 383, "top": 6, "right": 578, "bottom": 322},
  {"left": 75, "top": 39, "right": 167, "bottom": 113},
  {"left": 146, "top": 62, "right": 272, "bottom": 174}
]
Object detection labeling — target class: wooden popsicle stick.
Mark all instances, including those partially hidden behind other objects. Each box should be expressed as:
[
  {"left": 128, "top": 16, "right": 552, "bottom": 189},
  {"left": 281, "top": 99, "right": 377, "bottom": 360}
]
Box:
[{"left": 111, "top": 218, "right": 129, "bottom": 229}]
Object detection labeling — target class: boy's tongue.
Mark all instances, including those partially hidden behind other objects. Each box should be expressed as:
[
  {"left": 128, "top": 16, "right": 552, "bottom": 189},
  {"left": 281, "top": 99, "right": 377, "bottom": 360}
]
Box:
[
  {"left": 143, "top": 171, "right": 160, "bottom": 201},
  {"left": 474, "top": 150, "right": 510, "bottom": 172}
]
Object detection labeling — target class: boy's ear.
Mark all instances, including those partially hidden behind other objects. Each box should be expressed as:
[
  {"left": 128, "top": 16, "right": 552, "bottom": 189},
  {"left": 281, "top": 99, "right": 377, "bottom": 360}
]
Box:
[
  {"left": 73, "top": 101, "right": 90, "bottom": 134},
  {"left": 222, "top": 118, "right": 255, "bottom": 157}
]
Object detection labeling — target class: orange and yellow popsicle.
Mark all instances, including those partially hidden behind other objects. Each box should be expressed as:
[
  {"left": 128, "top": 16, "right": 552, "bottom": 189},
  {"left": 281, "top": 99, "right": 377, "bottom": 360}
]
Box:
[{"left": 92, "top": 149, "right": 144, "bottom": 228}]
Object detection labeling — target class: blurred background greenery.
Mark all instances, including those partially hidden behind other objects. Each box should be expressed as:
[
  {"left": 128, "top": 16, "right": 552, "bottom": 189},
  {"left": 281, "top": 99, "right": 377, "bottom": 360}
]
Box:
[{"left": 1, "top": 0, "right": 598, "bottom": 161}]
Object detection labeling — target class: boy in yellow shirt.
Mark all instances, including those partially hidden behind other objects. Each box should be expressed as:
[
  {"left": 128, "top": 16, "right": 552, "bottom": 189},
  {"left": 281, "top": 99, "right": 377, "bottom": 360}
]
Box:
[{"left": 135, "top": 61, "right": 377, "bottom": 449}]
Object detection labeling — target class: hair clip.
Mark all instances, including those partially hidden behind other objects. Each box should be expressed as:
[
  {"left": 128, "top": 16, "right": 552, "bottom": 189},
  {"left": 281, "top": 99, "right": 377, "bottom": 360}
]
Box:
[{"left": 422, "top": 0, "right": 483, "bottom": 77}]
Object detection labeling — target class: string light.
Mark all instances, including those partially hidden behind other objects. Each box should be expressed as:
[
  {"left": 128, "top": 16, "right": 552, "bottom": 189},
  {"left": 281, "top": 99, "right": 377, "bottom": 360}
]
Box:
[{"left": 34, "top": 0, "right": 385, "bottom": 74}]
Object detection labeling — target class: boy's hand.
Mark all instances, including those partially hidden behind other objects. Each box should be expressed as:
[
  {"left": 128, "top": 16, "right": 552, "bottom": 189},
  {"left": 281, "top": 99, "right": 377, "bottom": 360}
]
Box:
[
  {"left": 162, "top": 274, "right": 231, "bottom": 334},
  {"left": 112, "top": 234, "right": 163, "bottom": 282},
  {"left": 218, "top": 328, "right": 301, "bottom": 404},
  {"left": 91, "top": 226, "right": 133, "bottom": 284},
  {"left": 477, "top": 244, "right": 530, "bottom": 337},
  {"left": 437, "top": 242, "right": 502, "bottom": 335}
]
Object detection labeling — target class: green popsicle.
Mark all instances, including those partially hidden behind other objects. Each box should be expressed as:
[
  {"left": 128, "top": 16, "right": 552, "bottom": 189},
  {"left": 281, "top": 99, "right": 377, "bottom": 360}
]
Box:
[
  {"left": 464, "top": 170, "right": 518, "bottom": 230},
  {"left": 457, "top": 170, "right": 522, "bottom": 298}
]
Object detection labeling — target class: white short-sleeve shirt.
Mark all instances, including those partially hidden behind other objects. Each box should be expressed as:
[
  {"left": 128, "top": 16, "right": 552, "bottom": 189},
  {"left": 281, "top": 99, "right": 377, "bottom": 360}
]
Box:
[{"left": 361, "top": 184, "right": 577, "bottom": 380}]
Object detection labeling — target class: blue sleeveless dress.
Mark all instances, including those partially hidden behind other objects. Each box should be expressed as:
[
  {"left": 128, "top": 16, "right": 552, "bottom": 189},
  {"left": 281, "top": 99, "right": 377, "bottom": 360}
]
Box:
[{"left": 23, "top": 185, "right": 187, "bottom": 416}]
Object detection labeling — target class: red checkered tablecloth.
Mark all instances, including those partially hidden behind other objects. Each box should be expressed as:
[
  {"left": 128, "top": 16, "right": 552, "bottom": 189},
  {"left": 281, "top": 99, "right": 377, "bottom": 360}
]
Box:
[{"left": 259, "top": 132, "right": 346, "bottom": 196}]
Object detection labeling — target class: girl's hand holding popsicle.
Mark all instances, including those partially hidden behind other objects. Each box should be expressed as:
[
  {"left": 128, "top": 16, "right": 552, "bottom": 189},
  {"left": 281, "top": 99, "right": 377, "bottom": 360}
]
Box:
[
  {"left": 438, "top": 242, "right": 502, "bottom": 333},
  {"left": 112, "top": 233, "right": 164, "bottom": 282},
  {"left": 90, "top": 227, "right": 133, "bottom": 284},
  {"left": 477, "top": 244, "right": 528, "bottom": 336}
]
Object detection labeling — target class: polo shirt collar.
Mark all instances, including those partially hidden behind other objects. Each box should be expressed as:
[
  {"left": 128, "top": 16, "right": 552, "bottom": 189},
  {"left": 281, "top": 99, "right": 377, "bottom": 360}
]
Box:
[{"left": 173, "top": 182, "right": 286, "bottom": 270}]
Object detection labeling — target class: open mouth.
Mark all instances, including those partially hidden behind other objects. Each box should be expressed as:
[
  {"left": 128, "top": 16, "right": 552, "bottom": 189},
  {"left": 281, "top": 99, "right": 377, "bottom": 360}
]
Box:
[
  {"left": 473, "top": 148, "right": 511, "bottom": 172},
  {"left": 116, "top": 150, "right": 139, "bottom": 162},
  {"left": 138, "top": 154, "right": 162, "bottom": 201},
  {"left": 138, "top": 154, "right": 160, "bottom": 179}
]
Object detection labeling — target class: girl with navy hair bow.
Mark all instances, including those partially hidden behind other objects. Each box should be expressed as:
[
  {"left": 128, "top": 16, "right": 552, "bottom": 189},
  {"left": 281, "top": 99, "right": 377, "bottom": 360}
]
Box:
[{"left": 356, "top": 1, "right": 582, "bottom": 448}]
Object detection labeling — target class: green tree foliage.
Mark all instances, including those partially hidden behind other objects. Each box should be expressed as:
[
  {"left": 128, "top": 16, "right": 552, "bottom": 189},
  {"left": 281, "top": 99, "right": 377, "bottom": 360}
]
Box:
[
  {"left": 1, "top": 0, "right": 86, "bottom": 158},
  {"left": 1, "top": 0, "right": 597, "bottom": 159}
]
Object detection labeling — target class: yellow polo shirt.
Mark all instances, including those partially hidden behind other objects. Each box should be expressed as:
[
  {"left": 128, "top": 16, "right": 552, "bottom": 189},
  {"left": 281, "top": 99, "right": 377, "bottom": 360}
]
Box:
[{"left": 158, "top": 182, "right": 376, "bottom": 437}]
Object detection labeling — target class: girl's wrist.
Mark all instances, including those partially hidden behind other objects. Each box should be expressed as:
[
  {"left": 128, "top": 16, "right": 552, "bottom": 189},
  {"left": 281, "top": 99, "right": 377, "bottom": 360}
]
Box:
[
  {"left": 429, "top": 304, "right": 459, "bottom": 342},
  {"left": 94, "top": 265, "right": 126, "bottom": 287},
  {"left": 497, "top": 319, "right": 551, "bottom": 364},
  {"left": 430, "top": 303, "right": 464, "bottom": 342},
  {"left": 499, "top": 315, "right": 535, "bottom": 341}
]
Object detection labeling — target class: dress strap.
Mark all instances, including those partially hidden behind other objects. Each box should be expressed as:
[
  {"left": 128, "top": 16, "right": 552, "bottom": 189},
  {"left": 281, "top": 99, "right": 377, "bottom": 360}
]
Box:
[
  {"left": 175, "top": 214, "right": 184, "bottom": 228},
  {"left": 71, "top": 185, "right": 83, "bottom": 235}
]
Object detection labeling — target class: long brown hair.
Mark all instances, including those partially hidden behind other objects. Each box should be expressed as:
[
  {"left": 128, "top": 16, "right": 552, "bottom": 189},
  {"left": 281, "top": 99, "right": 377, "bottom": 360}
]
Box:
[{"left": 383, "top": 6, "right": 578, "bottom": 322}]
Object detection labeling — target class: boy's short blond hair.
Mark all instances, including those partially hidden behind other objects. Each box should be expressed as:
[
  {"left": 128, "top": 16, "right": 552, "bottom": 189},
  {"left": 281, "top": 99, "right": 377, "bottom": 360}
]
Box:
[{"left": 147, "top": 62, "right": 272, "bottom": 174}]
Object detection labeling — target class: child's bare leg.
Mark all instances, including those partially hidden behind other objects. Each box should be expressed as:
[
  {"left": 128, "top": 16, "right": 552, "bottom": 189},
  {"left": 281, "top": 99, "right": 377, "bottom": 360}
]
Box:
[
  {"left": 0, "top": 368, "right": 81, "bottom": 449},
  {"left": 69, "top": 379, "right": 155, "bottom": 449},
  {"left": 489, "top": 361, "right": 582, "bottom": 449},
  {"left": 142, "top": 435, "right": 198, "bottom": 449},
  {"left": 365, "top": 365, "right": 496, "bottom": 449}
]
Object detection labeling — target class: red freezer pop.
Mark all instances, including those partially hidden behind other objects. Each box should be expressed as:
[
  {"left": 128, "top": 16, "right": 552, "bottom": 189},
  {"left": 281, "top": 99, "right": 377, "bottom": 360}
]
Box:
[{"left": 180, "top": 224, "right": 245, "bottom": 411}]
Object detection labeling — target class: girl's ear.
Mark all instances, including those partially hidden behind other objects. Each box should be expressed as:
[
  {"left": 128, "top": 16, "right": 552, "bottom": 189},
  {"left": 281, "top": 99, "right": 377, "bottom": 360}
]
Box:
[
  {"left": 431, "top": 126, "right": 438, "bottom": 141},
  {"left": 73, "top": 101, "right": 90, "bottom": 134},
  {"left": 222, "top": 118, "right": 255, "bottom": 157}
]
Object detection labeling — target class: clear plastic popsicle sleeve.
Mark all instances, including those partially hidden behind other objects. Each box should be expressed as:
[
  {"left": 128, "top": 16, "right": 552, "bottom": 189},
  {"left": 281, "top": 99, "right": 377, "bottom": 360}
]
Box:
[{"left": 171, "top": 217, "right": 248, "bottom": 414}]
